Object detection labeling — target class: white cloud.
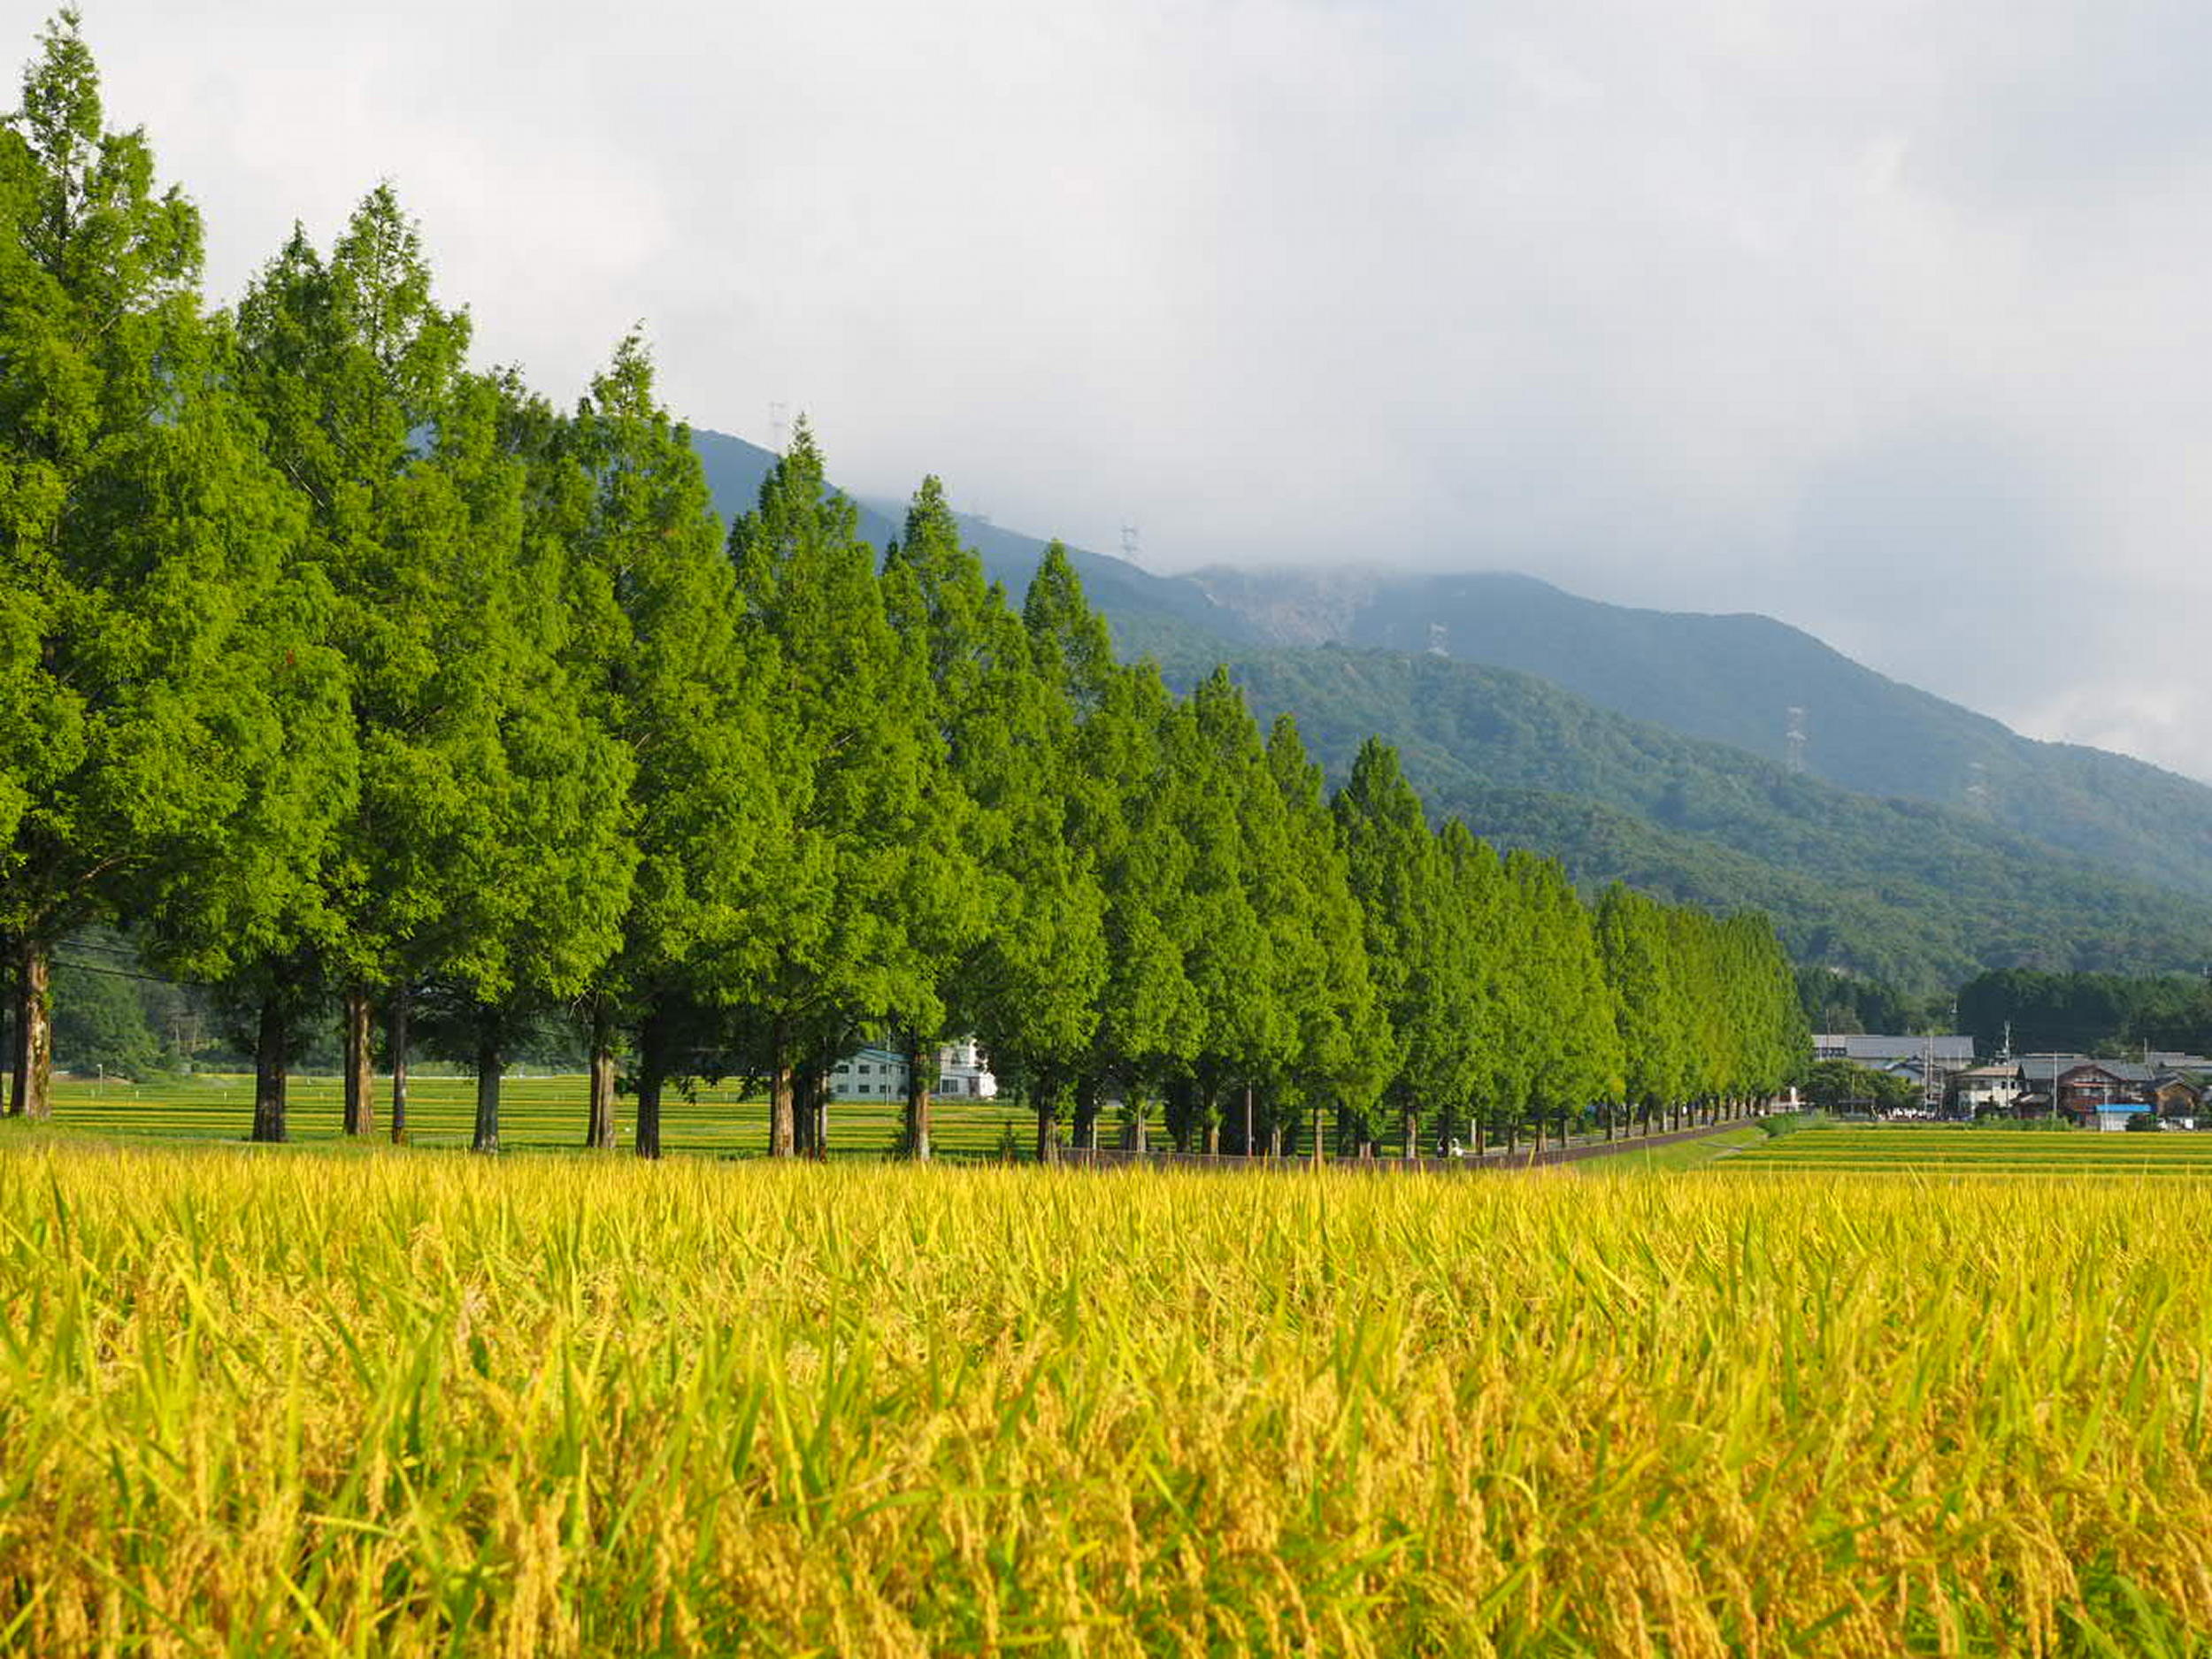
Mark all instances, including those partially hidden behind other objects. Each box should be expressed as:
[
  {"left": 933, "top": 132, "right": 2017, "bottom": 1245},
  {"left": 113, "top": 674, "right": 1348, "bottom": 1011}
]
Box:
[{"left": 44, "top": 0, "right": 2212, "bottom": 777}]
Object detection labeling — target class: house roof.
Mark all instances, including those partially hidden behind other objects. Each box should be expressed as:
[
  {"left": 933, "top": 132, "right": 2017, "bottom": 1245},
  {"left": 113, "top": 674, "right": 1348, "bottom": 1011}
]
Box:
[{"left": 1812, "top": 1033, "right": 1975, "bottom": 1064}]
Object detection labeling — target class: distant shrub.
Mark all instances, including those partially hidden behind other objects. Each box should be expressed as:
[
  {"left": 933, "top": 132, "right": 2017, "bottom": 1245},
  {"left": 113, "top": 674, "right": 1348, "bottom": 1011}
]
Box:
[{"left": 2124, "top": 1112, "right": 2163, "bottom": 1133}]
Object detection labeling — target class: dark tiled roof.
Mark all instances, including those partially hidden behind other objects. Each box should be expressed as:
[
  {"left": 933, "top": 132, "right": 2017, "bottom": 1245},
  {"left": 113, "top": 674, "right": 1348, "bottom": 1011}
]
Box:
[{"left": 1812, "top": 1033, "right": 1975, "bottom": 1064}]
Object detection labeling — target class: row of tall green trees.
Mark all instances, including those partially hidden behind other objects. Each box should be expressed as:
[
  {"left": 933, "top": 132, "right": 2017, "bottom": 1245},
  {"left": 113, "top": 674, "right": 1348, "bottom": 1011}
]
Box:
[{"left": 0, "top": 15, "right": 1805, "bottom": 1156}]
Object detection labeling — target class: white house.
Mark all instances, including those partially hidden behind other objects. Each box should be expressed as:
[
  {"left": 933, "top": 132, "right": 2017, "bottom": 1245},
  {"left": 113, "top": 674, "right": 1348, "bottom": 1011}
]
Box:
[
  {"left": 828, "top": 1040, "right": 998, "bottom": 1102},
  {"left": 1953, "top": 1063, "right": 2024, "bottom": 1117}
]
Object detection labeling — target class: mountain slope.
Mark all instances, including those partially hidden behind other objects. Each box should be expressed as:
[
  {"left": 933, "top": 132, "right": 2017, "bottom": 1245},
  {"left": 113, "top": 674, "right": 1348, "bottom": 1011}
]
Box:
[
  {"left": 1188, "top": 567, "right": 2212, "bottom": 897},
  {"left": 1172, "top": 646, "right": 2212, "bottom": 991}
]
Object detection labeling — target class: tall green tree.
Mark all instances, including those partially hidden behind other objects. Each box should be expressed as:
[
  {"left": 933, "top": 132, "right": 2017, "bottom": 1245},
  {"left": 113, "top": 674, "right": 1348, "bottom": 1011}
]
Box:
[
  {"left": 557, "top": 336, "right": 778, "bottom": 1156},
  {"left": 1596, "top": 883, "right": 1690, "bottom": 1134},
  {"left": 450, "top": 370, "right": 636, "bottom": 1152},
  {"left": 1335, "top": 740, "right": 1462, "bottom": 1156},
  {"left": 0, "top": 12, "right": 342, "bottom": 1123},
  {"left": 1171, "top": 669, "right": 1286, "bottom": 1155},
  {"left": 1013, "top": 546, "right": 1133, "bottom": 1141},
  {"left": 879, "top": 479, "right": 990, "bottom": 1158},
  {"left": 235, "top": 192, "right": 632, "bottom": 1148},
  {"left": 727, "top": 423, "right": 941, "bottom": 1156},
  {"left": 1509, "top": 852, "right": 1622, "bottom": 1145},
  {"left": 1263, "top": 715, "right": 1387, "bottom": 1156},
  {"left": 1435, "top": 819, "right": 1513, "bottom": 1154},
  {"left": 887, "top": 492, "right": 1102, "bottom": 1161},
  {"left": 1094, "top": 664, "right": 1207, "bottom": 1151}
]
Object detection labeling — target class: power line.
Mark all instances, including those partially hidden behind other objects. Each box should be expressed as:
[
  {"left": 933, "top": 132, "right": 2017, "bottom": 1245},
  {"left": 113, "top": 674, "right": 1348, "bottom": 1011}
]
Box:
[{"left": 54, "top": 956, "right": 210, "bottom": 988}]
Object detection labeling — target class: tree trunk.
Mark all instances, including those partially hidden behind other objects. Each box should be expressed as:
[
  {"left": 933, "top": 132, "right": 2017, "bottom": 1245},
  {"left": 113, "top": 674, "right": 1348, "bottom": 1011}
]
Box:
[
  {"left": 251, "top": 995, "right": 288, "bottom": 1143},
  {"left": 1130, "top": 1095, "right": 1147, "bottom": 1153},
  {"left": 586, "top": 1002, "right": 617, "bottom": 1150},
  {"left": 1203, "top": 1117, "right": 1220, "bottom": 1156},
  {"left": 472, "top": 1023, "right": 502, "bottom": 1155},
  {"left": 1035, "top": 1102, "right": 1056, "bottom": 1164},
  {"left": 768, "top": 1022, "right": 794, "bottom": 1158},
  {"left": 342, "top": 986, "right": 374, "bottom": 1137},
  {"left": 388, "top": 992, "right": 410, "bottom": 1144},
  {"left": 634, "top": 1012, "right": 665, "bottom": 1159},
  {"left": 1475, "top": 1108, "right": 1486, "bottom": 1158},
  {"left": 903, "top": 1028, "right": 932, "bottom": 1161},
  {"left": 1243, "top": 1086, "right": 1256, "bottom": 1158},
  {"left": 1072, "top": 1078, "right": 1098, "bottom": 1152},
  {"left": 1402, "top": 1105, "right": 1419, "bottom": 1162},
  {"left": 9, "top": 939, "right": 51, "bottom": 1122},
  {"left": 811, "top": 1066, "right": 830, "bottom": 1161}
]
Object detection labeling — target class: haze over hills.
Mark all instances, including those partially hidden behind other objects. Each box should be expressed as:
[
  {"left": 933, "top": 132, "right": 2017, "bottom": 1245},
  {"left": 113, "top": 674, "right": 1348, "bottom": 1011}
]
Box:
[
  {"left": 691, "top": 431, "right": 1247, "bottom": 664},
  {"left": 690, "top": 426, "right": 2212, "bottom": 991}
]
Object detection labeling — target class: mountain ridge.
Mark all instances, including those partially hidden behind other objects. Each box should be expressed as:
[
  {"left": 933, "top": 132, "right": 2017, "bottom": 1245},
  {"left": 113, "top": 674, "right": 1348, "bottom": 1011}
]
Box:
[{"left": 1187, "top": 565, "right": 2212, "bottom": 895}]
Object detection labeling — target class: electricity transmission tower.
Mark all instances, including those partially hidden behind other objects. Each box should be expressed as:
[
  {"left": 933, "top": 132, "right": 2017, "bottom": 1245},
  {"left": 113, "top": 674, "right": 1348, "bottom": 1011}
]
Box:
[
  {"left": 1965, "top": 760, "right": 1992, "bottom": 816},
  {"left": 1786, "top": 706, "right": 1809, "bottom": 774}
]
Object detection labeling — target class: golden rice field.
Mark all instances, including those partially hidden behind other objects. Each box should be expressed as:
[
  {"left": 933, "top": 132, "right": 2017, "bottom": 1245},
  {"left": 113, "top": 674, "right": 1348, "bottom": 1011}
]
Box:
[{"left": 7, "top": 1128, "right": 2212, "bottom": 1655}]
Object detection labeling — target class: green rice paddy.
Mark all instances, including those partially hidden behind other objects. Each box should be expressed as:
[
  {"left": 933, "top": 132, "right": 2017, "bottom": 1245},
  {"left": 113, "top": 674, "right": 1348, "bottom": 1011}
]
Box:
[
  {"left": 1726, "top": 1123, "right": 2212, "bottom": 1176},
  {"left": 42, "top": 1072, "right": 1040, "bottom": 1160}
]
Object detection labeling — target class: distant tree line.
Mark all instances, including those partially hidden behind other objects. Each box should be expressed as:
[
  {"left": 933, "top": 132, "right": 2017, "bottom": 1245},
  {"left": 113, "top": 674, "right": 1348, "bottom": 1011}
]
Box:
[
  {"left": 1793, "top": 967, "right": 1952, "bottom": 1039},
  {"left": 1956, "top": 969, "right": 2212, "bottom": 1060},
  {"left": 0, "top": 15, "right": 1806, "bottom": 1156}
]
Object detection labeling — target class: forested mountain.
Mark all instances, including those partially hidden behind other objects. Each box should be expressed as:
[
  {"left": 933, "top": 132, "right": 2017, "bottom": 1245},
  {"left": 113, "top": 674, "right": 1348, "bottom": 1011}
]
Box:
[
  {"left": 1185, "top": 649, "right": 2212, "bottom": 993},
  {"left": 687, "top": 431, "right": 2212, "bottom": 993},
  {"left": 1188, "top": 567, "right": 2212, "bottom": 898}
]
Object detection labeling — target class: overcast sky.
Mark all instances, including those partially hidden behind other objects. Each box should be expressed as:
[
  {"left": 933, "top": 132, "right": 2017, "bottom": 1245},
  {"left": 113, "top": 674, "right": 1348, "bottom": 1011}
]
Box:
[{"left": 55, "top": 0, "right": 2212, "bottom": 779}]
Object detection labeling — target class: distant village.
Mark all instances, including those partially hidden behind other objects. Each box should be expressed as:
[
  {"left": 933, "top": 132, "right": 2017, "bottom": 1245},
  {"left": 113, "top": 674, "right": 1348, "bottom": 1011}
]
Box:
[{"left": 1813, "top": 1033, "right": 2212, "bottom": 1131}]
